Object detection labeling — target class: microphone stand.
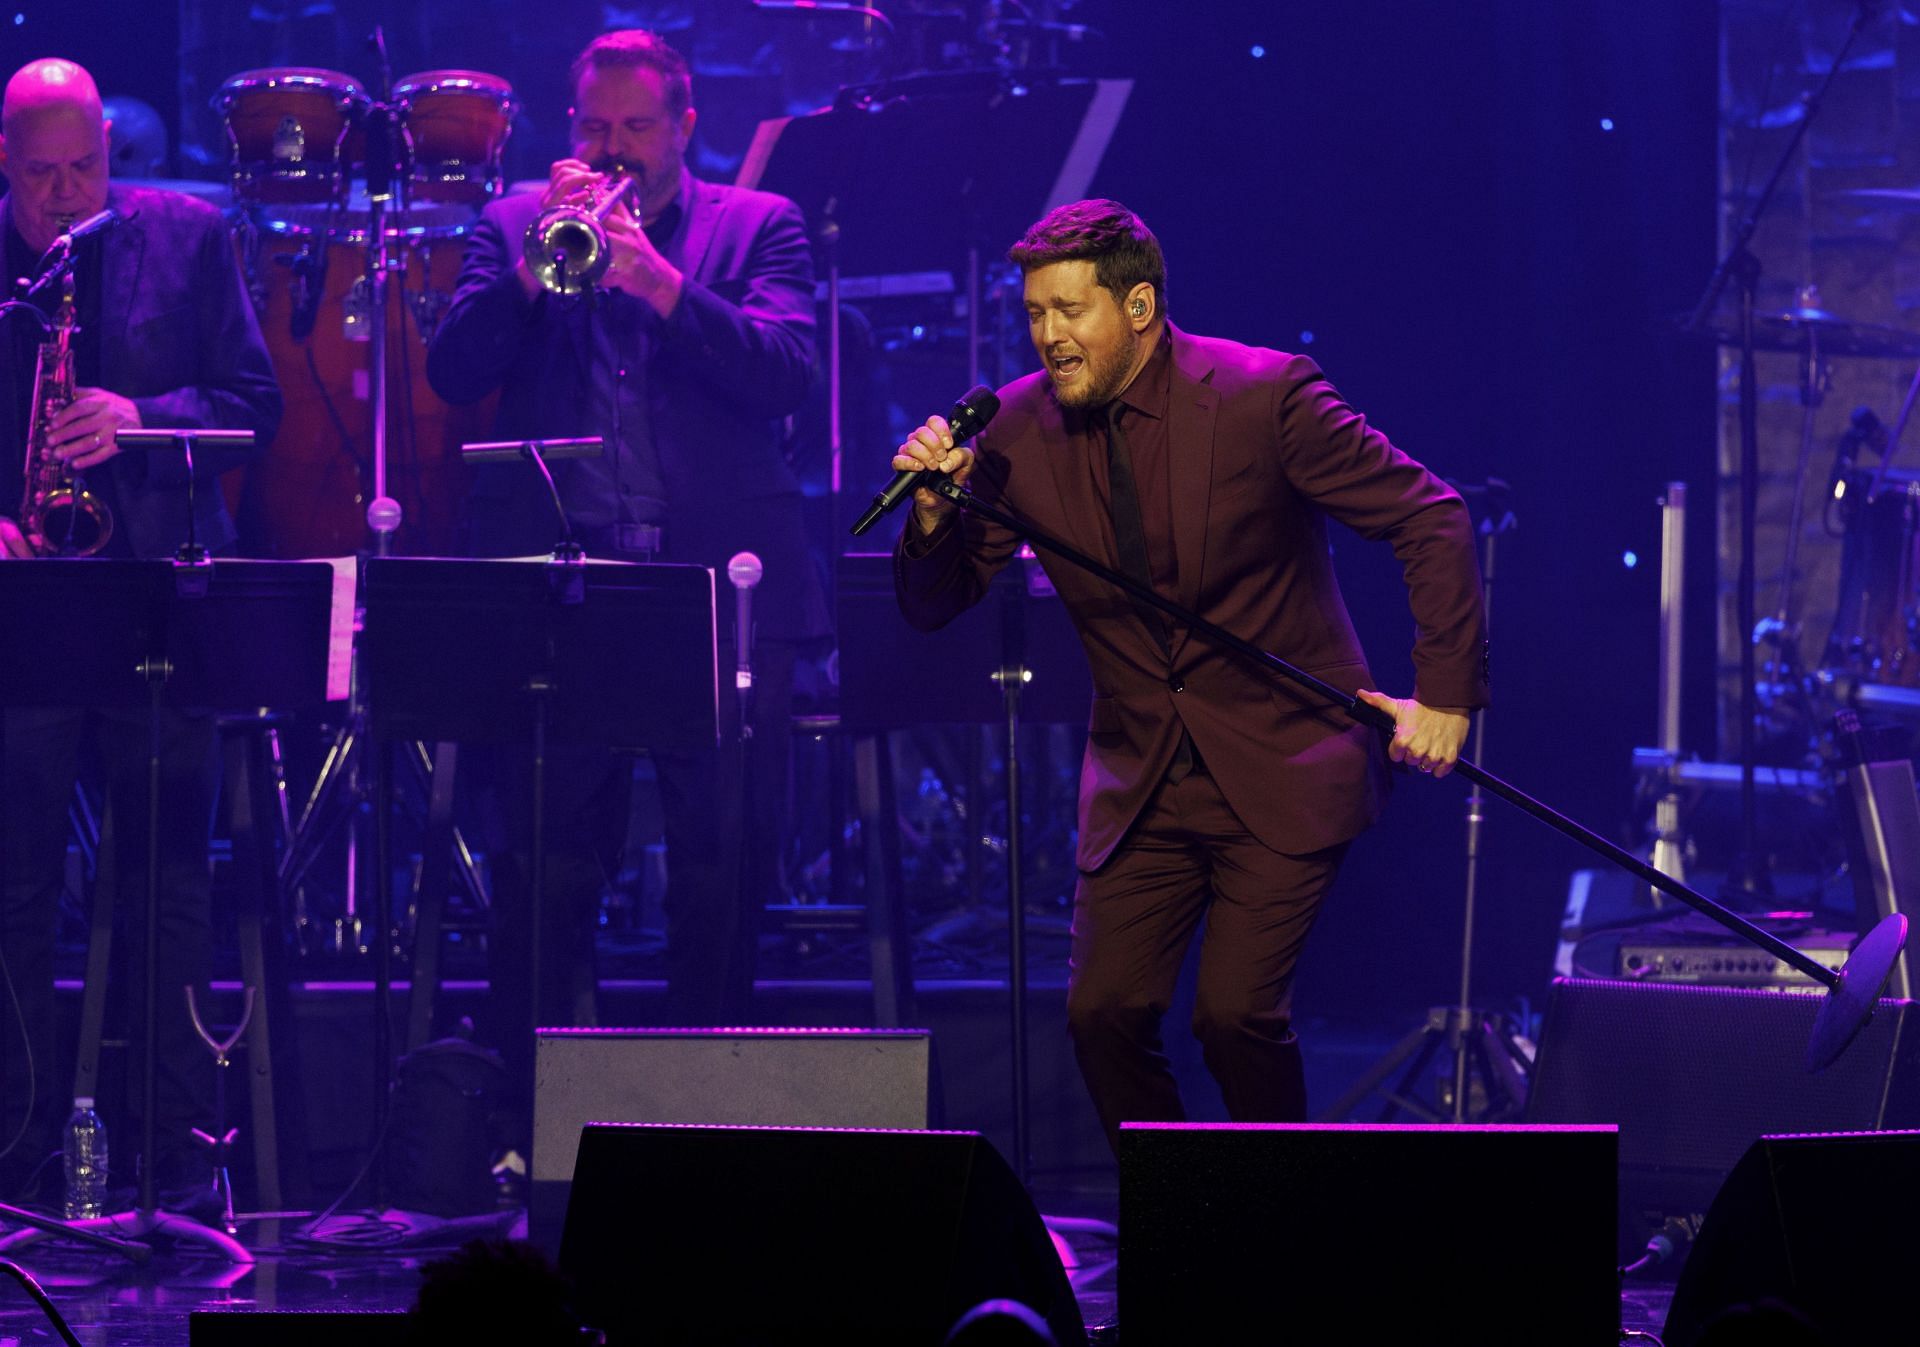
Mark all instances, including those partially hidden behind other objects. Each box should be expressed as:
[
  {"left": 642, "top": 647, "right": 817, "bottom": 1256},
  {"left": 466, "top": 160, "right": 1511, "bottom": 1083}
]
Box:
[
  {"left": 366, "top": 38, "right": 407, "bottom": 1156},
  {"left": 915, "top": 473, "right": 1907, "bottom": 1073},
  {"left": 730, "top": 554, "right": 765, "bottom": 1025},
  {"left": 1681, "top": 0, "right": 1874, "bottom": 902},
  {"left": 1287, "top": 481, "right": 1528, "bottom": 1124}
]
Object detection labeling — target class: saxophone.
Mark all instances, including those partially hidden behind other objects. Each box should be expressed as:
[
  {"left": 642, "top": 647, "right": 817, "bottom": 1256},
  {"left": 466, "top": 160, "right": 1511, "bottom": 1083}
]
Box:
[{"left": 19, "top": 269, "right": 113, "bottom": 556}]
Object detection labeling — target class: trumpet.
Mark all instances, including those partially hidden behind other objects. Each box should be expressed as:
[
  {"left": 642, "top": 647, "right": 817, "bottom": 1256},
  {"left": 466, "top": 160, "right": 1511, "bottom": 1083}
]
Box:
[{"left": 523, "top": 166, "right": 640, "bottom": 296}]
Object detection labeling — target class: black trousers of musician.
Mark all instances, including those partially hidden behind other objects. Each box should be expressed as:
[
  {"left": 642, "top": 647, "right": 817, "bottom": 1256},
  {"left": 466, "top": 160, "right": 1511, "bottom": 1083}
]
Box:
[
  {"left": 1064, "top": 759, "right": 1348, "bottom": 1156},
  {"left": 481, "top": 639, "right": 799, "bottom": 1137},
  {"left": 0, "top": 707, "right": 217, "bottom": 1200}
]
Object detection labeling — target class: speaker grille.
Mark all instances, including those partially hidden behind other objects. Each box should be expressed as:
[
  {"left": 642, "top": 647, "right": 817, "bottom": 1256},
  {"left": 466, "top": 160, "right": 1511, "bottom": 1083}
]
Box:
[{"left": 1528, "top": 978, "right": 1919, "bottom": 1181}]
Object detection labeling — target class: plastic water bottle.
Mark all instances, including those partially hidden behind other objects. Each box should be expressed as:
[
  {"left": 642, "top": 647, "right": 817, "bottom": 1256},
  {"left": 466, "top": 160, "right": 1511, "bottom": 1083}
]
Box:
[{"left": 62, "top": 1097, "right": 107, "bottom": 1220}]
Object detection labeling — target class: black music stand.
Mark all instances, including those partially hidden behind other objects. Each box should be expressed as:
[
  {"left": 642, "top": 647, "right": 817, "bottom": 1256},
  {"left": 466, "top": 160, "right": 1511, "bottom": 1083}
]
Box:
[
  {"left": 360, "top": 557, "right": 717, "bottom": 1175},
  {"left": 838, "top": 552, "right": 1090, "bottom": 1182},
  {"left": 0, "top": 558, "right": 334, "bottom": 1262}
]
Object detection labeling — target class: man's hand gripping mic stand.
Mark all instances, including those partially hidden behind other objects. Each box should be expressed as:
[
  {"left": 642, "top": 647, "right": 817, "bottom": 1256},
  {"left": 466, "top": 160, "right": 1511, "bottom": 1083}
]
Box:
[{"left": 910, "top": 472, "right": 1907, "bottom": 1074}]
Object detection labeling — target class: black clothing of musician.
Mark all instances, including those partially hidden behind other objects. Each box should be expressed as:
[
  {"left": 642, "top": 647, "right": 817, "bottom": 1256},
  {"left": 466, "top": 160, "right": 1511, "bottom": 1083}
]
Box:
[
  {"left": 425, "top": 31, "right": 828, "bottom": 1130},
  {"left": 0, "top": 182, "right": 280, "bottom": 1202}
]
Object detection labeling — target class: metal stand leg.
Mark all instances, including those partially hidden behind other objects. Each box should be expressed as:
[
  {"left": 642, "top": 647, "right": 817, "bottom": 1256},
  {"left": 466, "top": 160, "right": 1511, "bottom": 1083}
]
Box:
[
  {"left": 222, "top": 729, "right": 285, "bottom": 1212},
  {"left": 406, "top": 742, "right": 461, "bottom": 1052},
  {"left": 853, "top": 733, "right": 913, "bottom": 1027},
  {"left": 71, "top": 803, "right": 116, "bottom": 1105},
  {"left": 1321, "top": 491, "right": 1530, "bottom": 1124},
  {"left": 992, "top": 651, "right": 1030, "bottom": 1184}
]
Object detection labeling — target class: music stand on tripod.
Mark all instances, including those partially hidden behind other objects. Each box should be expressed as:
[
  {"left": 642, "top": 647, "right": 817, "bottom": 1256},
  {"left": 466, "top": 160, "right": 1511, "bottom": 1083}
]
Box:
[
  {"left": 0, "top": 554, "right": 335, "bottom": 1262},
  {"left": 360, "top": 555, "right": 718, "bottom": 1178},
  {"left": 838, "top": 552, "right": 1090, "bottom": 1181},
  {"left": 1319, "top": 479, "right": 1532, "bottom": 1123}
]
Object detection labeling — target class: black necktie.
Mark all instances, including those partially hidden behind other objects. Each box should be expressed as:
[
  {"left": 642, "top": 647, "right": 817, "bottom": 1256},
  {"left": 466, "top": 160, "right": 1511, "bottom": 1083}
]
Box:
[
  {"left": 1104, "top": 402, "right": 1170, "bottom": 654},
  {"left": 1106, "top": 402, "right": 1201, "bottom": 782}
]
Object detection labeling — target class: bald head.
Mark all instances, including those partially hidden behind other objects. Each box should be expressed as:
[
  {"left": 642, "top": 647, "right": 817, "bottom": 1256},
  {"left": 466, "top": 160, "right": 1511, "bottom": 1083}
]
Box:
[
  {"left": 0, "top": 58, "right": 110, "bottom": 254},
  {"left": 3, "top": 59, "right": 103, "bottom": 136}
]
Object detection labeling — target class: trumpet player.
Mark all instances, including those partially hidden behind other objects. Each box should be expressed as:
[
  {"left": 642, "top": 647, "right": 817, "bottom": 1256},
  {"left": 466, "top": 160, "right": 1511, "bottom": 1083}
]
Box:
[
  {"left": 0, "top": 57, "right": 279, "bottom": 1210},
  {"left": 426, "top": 30, "right": 826, "bottom": 1149}
]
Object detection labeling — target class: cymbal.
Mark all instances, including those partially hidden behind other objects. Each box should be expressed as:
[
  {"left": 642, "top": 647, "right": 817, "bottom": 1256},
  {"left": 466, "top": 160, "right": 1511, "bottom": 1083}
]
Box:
[
  {"left": 1687, "top": 305, "right": 1920, "bottom": 360},
  {"left": 1829, "top": 187, "right": 1920, "bottom": 212}
]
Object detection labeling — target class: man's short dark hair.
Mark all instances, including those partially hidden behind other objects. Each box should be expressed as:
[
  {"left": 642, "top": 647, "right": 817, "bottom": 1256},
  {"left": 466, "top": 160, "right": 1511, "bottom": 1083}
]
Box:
[
  {"left": 569, "top": 29, "right": 692, "bottom": 117},
  {"left": 1008, "top": 198, "right": 1167, "bottom": 315}
]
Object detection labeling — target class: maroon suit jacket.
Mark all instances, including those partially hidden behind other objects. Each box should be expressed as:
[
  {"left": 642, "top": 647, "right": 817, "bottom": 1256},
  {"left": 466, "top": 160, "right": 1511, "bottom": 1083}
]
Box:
[{"left": 895, "top": 323, "right": 1489, "bottom": 871}]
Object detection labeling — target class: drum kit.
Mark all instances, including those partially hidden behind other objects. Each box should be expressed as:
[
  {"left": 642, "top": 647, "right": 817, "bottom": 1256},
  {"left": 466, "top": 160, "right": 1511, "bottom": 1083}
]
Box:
[
  {"left": 206, "top": 56, "right": 519, "bottom": 960},
  {"left": 1690, "top": 272, "right": 1920, "bottom": 735},
  {"left": 213, "top": 62, "right": 517, "bottom": 558}
]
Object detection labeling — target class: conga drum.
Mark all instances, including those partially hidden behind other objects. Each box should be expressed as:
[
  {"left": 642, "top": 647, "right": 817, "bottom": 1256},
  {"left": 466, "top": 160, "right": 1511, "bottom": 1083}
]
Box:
[
  {"left": 232, "top": 217, "right": 497, "bottom": 558},
  {"left": 394, "top": 70, "right": 515, "bottom": 204},
  {"left": 216, "top": 68, "right": 364, "bottom": 205}
]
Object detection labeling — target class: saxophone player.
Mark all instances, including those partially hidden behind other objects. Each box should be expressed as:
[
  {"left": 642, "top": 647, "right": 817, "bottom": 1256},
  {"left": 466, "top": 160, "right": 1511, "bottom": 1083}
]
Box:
[
  {"left": 0, "top": 58, "right": 279, "bottom": 1209},
  {"left": 426, "top": 29, "right": 827, "bottom": 1155}
]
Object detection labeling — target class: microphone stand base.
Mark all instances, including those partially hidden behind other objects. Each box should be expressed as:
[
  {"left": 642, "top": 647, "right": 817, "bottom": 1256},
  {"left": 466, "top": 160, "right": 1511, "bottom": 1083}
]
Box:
[{"left": 1317, "top": 1005, "right": 1533, "bottom": 1125}]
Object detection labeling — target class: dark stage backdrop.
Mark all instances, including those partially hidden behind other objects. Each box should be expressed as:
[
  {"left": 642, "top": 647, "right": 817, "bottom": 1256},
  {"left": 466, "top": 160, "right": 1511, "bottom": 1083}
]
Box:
[
  {"left": 1060, "top": 2, "right": 1718, "bottom": 1019},
  {"left": 1, "top": 1, "right": 1716, "bottom": 1021}
]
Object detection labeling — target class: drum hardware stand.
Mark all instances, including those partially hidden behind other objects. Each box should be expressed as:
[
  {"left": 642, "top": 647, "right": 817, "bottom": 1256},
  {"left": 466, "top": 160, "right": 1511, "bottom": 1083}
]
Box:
[
  {"left": 279, "top": 728, "right": 489, "bottom": 949},
  {"left": 912, "top": 467, "right": 1909, "bottom": 1075},
  {"left": 1323, "top": 480, "right": 1531, "bottom": 1123},
  {"left": 1860, "top": 327, "right": 1920, "bottom": 505},
  {"left": 1682, "top": 0, "right": 1872, "bottom": 903},
  {"left": 1768, "top": 302, "right": 1830, "bottom": 688}
]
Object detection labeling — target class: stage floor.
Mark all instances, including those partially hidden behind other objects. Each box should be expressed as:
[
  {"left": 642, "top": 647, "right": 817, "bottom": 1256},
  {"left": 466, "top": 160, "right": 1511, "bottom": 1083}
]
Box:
[{"left": 0, "top": 1197, "right": 1671, "bottom": 1346}]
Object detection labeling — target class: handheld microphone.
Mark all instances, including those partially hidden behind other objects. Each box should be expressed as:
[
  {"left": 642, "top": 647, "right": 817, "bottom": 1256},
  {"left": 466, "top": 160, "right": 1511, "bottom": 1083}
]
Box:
[{"left": 849, "top": 384, "right": 1000, "bottom": 536}]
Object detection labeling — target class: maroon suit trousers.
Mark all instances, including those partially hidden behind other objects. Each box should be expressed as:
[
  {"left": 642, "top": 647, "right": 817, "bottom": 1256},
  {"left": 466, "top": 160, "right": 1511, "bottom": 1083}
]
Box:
[{"left": 1065, "top": 763, "right": 1347, "bottom": 1154}]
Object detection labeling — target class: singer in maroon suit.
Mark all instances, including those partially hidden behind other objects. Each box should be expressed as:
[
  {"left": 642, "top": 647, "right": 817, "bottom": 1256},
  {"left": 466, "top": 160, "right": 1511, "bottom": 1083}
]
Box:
[{"left": 892, "top": 200, "right": 1489, "bottom": 1149}]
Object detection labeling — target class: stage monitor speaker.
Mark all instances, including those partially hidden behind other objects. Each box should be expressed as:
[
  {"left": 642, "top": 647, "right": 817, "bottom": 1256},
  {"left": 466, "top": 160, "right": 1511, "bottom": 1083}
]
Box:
[
  {"left": 190, "top": 1311, "right": 410, "bottom": 1346},
  {"left": 1664, "top": 1130, "right": 1920, "bottom": 1346},
  {"left": 1526, "top": 977, "right": 1920, "bottom": 1261},
  {"left": 530, "top": 1027, "right": 930, "bottom": 1249},
  {"left": 1118, "top": 1122, "right": 1619, "bottom": 1347},
  {"left": 559, "top": 1122, "right": 1084, "bottom": 1347}
]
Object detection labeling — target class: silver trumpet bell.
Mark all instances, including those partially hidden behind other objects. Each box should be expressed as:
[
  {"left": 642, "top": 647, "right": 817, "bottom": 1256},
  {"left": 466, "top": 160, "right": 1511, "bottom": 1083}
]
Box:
[{"left": 522, "top": 169, "right": 640, "bottom": 296}]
